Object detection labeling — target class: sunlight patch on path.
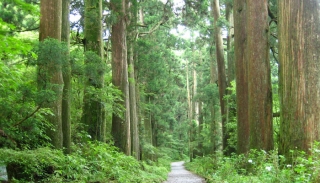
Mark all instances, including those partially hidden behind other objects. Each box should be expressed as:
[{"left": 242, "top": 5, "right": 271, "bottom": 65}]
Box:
[{"left": 163, "top": 161, "right": 206, "bottom": 183}]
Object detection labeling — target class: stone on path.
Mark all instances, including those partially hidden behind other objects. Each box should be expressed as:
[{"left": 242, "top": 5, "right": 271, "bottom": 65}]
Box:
[{"left": 163, "top": 161, "right": 206, "bottom": 183}]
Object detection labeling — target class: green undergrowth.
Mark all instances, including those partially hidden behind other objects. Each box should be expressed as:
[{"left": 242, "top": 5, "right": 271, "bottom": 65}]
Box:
[
  {"left": 186, "top": 144, "right": 320, "bottom": 183},
  {"left": 0, "top": 142, "right": 171, "bottom": 183}
]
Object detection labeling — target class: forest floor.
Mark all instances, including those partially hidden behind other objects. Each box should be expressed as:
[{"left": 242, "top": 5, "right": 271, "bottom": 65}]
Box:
[{"left": 163, "top": 161, "right": 206, "bottom": 183}]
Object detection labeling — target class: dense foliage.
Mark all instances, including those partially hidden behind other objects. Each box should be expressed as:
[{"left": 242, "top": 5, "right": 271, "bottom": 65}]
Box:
[
  {"left": 186, "top": 143, "right": 320, "bottom": 183},
  {"left": 0, "top": 142, "right": 170, "bottom": 182}
]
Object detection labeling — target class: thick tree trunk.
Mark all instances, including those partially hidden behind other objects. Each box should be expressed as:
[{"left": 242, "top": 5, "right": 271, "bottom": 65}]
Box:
[
  {"left": 278, "top": 0, "right": 320, "bottom": 158},
  {"left": 39, "top": 0, "right": 63, "bottom": 149},
  {"left": 234, "top": 0, "right": 249, "bottom": 154},
  {"left": 61, "top": 0, "right": 71, "bottom": 154},
  {"left": 234, "top": 0, "right": 273, "bottom": 152},
  {"left": 212, "top": 0, "right": 228, "bottom": 155},
  {"left": 111, "top": 0, "right": 131, "bottom": 155},
  {"left": 82, "top": 0, "right": 106, "bottom": 142},
  {"left": 247, "top": 0, "right": 273, "bottom": 151}
]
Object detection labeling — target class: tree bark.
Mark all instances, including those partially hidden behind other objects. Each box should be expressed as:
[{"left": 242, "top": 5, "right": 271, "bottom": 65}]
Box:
[
  {"left": 186, "top": 59, "right": 193, "bottom": 161},
  {"left": 247, "top": 0, "right": 273, "bottom": 151},
  {"left": 128, "top": 40, "right": 140, "bottom": 160},
  {"left": 234, "top": 0, "right": 273, "bottom": 153},
  {"left": 226, "top": 3, "right": 235, "bottom": 84},
  {"left": 197, "top": 101, "right": 204, "bottom": 156},
  {"left": 39, "top": 0, "right": 63, "bottom": 149},
  {"left": 82, "top": 0, "right": 106, "bottom": 142},
  {"left": 111, "top": 0, "right": 131, "bottom": 155},
  {"left": 61, "top": 0, "right": 71, "bottom": 154},
  {"left": 211, "top": 0, "right": 228, "bottom": 155},
  {"left": 234, "top": 0, "right": 249, "bottom": 154},
  {"left": 225, "top": 2, "right": 236, "bottom": 155},
  {"left": 278, "top": 0, "right": 320, "bottom": 158},
  {"left": 209, "top": 50, "right": 222, "bottom": 153},
  {"left": 127, "top": 0, "right": 140, "bottom": 160}
]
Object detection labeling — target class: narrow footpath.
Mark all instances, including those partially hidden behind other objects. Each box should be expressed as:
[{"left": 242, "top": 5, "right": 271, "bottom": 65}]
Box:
[{"left": 163, "top": 161, "right": 206, "bottom": 183}]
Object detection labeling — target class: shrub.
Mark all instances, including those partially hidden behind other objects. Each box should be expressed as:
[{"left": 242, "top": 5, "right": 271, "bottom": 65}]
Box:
[
  {"left": 186, "top": 143, "right": 320, "bottom": 183},
  {"left": 0, "top": 142, "right": 171, "bottom": 182}
]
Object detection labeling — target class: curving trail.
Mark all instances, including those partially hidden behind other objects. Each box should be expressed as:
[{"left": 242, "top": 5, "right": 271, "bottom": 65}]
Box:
[{"left": 163, "top": 161, "right": 206, "bottom": 183}]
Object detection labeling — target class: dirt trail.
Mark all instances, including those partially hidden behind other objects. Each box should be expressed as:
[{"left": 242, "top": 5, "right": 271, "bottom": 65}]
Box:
[{"left": 163, "top": 161, "right": 206, "bottom": 183}]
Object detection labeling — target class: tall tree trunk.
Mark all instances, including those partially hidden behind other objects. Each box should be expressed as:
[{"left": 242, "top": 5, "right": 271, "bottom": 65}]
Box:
[
  {"left": 186, "top": 59, "right": 193, "bottom": 161},
  {"left": 82, "top": 0, "right": 106, "bottom": 142},
  {"left": 247, "top": 0, "right": 273, "bottom": 151},
  {"left": 225, "top": 3, "right": 235, "bottom": 120},
  {"left": 127, "top": 0, "right": 140, "bottom": 160},
  {"left": 191, "top": 61, "right": 198, "bottom": 158},
  {"left": 197, "top": 101, "right": 204, "bottom": 156},
  {"left": 144, "top": 97, "right": 153, "bottom": 146},
  {"left": 128, "top": 40, "right": 140, "bottom": 160},
  {"left": 196, "top": 53, "right": 204, "bottom": 157},
  {"left": 234, "top": 0, "right": 249, "bottom": 154},
  {"left": 234, "top": 0, "right": 273, "bottom": 153},
  {"left": 278, "top": 0, "right": 320, "bottom": 158},
  {"left": 192, "top": 62, "right": 199, "bottom": 125},
  {"left": 39, "top": 0, "right": 63, "bottom": 149},
  {"left": 142, "top": 96, "right": 153, "bottom": 160},
  {"left": 61, "top": 0, "right": 71, "bottom": 154},
  {"left": 225, "top": 2, "right": 236, "bottom": 154},
  {"left": 111, "top": 0, "right": 131, "bottom": 155},
  {"left": 212, "top": 0, "right": 228, "bottom": 155},
  {"left": 209, "top": 46, "right": 222, "bottom": 154},
  {"left": 226, "top": 3, "right": 235, "bottom": 84}
]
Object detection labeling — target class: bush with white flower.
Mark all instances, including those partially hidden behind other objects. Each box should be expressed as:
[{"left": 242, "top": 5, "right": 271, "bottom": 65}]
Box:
[{"left": 186, "top": 142, "right": 320, "bottom": 183}]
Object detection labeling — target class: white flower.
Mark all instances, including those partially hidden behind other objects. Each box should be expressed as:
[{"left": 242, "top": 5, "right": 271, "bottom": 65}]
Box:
[
  {"left": 286, "top": 164, "right": 292, "bottom": 168},
  {"left": 248, "top": 159, "right": 253, "bottom": 163},
  {"left": 266, "top": 166, "right": 272, "bottom": 171}
]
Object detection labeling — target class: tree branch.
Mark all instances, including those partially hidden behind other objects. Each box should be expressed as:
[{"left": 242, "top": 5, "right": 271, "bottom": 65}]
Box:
[
  {"left": 8, "top": 26, "right": 39, "bottom": 34},
  {"left": 138, "top": 20, "right": 164, "bottom": 37},
  {"left": 13, "top": 104, "right": 42, "bottom": 127},
  {"left": 0, "top": 129, "right": 17, "bottom": 146},
  {"left": 137, "top": 0, "right": 171, "bottom": 38}
]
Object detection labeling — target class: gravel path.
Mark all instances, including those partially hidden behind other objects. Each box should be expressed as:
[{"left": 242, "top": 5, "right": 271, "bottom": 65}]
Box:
[{"left": 163, "top": 161, "right": 206, "bottom": 183}]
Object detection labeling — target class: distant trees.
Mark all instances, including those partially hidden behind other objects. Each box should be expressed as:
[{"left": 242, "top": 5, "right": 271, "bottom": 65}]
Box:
[{"left": 278, "top": 0, "right": 320, "bottom": 158}]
